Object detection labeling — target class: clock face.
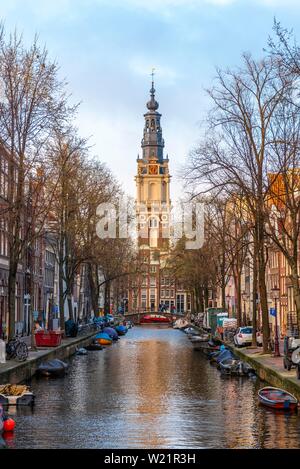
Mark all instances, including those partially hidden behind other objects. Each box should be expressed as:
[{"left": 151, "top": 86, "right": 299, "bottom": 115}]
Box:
[{"left": 149, "top": 165, "right": 158, "bottom": 175}]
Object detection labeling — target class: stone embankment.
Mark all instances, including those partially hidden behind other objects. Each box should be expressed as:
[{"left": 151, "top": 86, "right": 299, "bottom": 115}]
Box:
[{"left": 0, "top": 332, "right": 96, "bottom": 384}]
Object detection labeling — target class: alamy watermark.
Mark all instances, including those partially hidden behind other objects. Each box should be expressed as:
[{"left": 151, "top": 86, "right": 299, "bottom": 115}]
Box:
[{"left": 96, "top": 198, "right": 205, "bottom": 249}]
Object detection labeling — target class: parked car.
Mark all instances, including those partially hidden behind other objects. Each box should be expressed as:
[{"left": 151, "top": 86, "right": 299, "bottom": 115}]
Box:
[{"left": 234, "top": 327, "right": 260, "bottom": 347}]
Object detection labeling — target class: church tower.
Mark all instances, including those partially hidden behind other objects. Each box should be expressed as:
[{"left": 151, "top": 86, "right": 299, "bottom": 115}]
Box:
[{"left": 134, "top": 77, "right": 171, "bottom": 312}]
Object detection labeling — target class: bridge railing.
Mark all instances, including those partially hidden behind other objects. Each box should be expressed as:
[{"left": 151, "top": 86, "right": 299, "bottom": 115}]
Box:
[{"left": 124, "top": 311, "right": 186, "bottom": 324}]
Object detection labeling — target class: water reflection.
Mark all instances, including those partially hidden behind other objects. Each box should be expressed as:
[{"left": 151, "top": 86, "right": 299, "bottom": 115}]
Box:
[{"left": 4, "top": 326, "right": 300, "bottom": 448}]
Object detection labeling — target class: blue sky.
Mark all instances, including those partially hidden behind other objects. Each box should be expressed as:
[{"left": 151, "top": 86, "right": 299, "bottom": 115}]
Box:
[{"left": 2, "top": 0, "right": 300, "bottom": 201}]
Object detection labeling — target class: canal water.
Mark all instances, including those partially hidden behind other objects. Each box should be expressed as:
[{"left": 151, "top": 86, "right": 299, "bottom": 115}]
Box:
[{"left": 3, "top": 326, "right": 300, "bottom": 449}]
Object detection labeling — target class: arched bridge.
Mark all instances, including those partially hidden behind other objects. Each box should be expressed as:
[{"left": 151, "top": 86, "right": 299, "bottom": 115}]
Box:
[{"left": 124, "top": 311, "right": 186, "bottom": 325}]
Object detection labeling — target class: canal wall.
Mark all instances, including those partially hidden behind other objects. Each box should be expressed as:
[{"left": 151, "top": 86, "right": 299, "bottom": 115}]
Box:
[
  {"left": 225, "top": 343, "right": 300, "bottom": 401},
  {"left": 0, "top": 332, "right": 96, "bottom": 385}
]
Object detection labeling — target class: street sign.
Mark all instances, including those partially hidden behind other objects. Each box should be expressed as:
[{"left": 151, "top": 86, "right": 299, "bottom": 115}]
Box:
[{"left": 270, "top": 307, "right": 276, "bottom": 317}]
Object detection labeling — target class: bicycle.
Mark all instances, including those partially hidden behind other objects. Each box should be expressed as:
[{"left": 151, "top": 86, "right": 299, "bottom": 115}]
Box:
[{"left": 6, "top": 334, "right": 29, "bottom": 362}]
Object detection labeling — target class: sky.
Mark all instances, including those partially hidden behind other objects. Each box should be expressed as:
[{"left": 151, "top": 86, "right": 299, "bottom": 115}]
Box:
[{"left": 1, "top": 0, "right": 300, "bottom": 202}]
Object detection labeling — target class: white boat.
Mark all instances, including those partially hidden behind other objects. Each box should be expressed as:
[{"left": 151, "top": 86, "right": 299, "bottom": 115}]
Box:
[
  {"left": 184, "top": 327, "right": 200, "bottom": 336},
  {"left": 190, "top": 334, "right": 210, "bottom": 342},
  {"left": 173, "top": 318, "right": 189, "bottom": 329}
]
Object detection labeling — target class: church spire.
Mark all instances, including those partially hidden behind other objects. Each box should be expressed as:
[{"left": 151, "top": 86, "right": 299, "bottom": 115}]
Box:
[
  {"left": 147, "top": 69, "right": 159, "bottom": 111},
  {"left": 141, "top": 70, "right": 164, "bottom": 161}
]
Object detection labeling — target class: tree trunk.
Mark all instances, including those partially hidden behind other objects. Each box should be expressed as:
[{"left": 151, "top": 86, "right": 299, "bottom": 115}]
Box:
[
  {"left": 290, "top": 262, "right": 300, "bottom": 337},
  {"left": 221, "top": 282, "right": 226, "bottom": 310},
  {"left": 258, "top": 245, "right": 270, "bottom": 353},
  {"left": 29, "top": 250, "right": 37, "bottom": 351},
  {"left": 87, "top": 263, "right": 98, "bottom": 315},
  {"left": 58, "top": 235, "right": 65, "bottom": 332},
  {"left": 233, "top": 270, "right": 241, "bottom": 328},
  {"left": 204, "top": 285, "right": 209, "bottom": 309},
  {"left": 252, "top": 237, "right": 258, "bottom": 346},
  {"left": 193, "top": 288, "right": 198, "bottom": 313},
  {"left": 257, "top": 178, "right": 270, "bottom": 352},
  {"left": 67, "top": 293, "right": 74, "bottom": 321},
  {"left": 8, "top": 264, "right": 17, "bottom": 340},
  {"left": 221, "top": 251, "right": 226, "bottom": 309},
  {"left": 104, "top": 282, "right": 110, "bottom": 315}
]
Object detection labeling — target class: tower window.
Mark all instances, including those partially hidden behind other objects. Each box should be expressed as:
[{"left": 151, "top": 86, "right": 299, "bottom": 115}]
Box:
[{"left": 149, "top": 216, "right": 158, "bottom": 228}]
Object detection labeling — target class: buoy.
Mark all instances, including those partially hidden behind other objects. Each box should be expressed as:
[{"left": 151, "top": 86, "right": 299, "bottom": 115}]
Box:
[{"left": 3, "top": 418, "right": 15, "bottom": 432}]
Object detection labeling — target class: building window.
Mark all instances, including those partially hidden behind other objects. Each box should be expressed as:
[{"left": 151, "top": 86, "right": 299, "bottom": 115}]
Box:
[
  {"left": 141, "top": 289, "right": 147, "bottom": 309},
  {"left": 142, "top": 276, "right": 147, "bottom": 286},
  {"left": 161, "top": 290, "right": 165, "bottom": 298},
  {"left": 151, "top": 252, "right": 158, "bottom": 261},
  {"left": 177, "top": 294, "right": 185, "bottom": 314},
  {"left": 150, "top": 277, "right": 156, "bottom": 287},
  {"left": 150, "top": 289, "right": 155, "bottom": 299},
  {"left": 150, "top": 266, "right": 156, "bottom": 273},
  {"left": 149, "top": 216, "right": 158, "bottom": 228}
]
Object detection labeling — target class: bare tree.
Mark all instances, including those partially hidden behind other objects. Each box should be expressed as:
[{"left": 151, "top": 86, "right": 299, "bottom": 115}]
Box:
[
  {"left": 45, "top": 127, "right": 90, "bottom": 329},
  {"left": 265, "top": 97, "right": 300, "bottom": 335},
  {"left": 185, "top": 54, "right": 293, "bottom": 352},
  {"left": 0, "top": 29, "right": 73, "bottom": 339}
]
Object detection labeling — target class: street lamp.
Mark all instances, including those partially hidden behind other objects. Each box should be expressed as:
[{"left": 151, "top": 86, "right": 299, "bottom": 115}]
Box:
[{"left": 271, "top": 285, "right": 280, "bottom": 357}]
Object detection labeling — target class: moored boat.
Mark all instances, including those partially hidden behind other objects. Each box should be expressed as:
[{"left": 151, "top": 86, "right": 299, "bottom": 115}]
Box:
[
  {"left": 95, "top": 332, "right": 113, "bottom": 345},
  {"left": 140, "top": 314, "right": 171, "bottom": 324},
  {"left": 258, "top": 387, "right": 298, "bottom": 410},
  {"left": 183, "top": 327, "right": 200, "bottom": 336},
  {"left": 115, "top": 325, "right": 128, "bottom": 335},
  {"left": 173, "top": 318, "right": 189, "bottom": 329},
  {"left": 76, "top": 347, "right": 88, "bottom": 355},
  {"left": 195, "top": 339, "right": 220, "bottom": 355},
  {"left": 103, "top": 327, "right": 119, "bottom": 340},
  {"left": 219, "top": 358, "right": 255, "bottom": 376},
  {"left": 189, "top": 334, "right": 210, "bottom": 342},
  {"left": 210, "top": 347, "right": 235, "bottom": 365},
  {"left": 0, "top": 384, "right": 35, "bottom": 406},
  {"left": 84, "top": 342, "right": 103, "bottom": 351},
  {"left": 192, "top": 342, "right": 210, "bottom": 351},
  {"left": 37, "top": 359, "right": 68, "bottom": 378}
]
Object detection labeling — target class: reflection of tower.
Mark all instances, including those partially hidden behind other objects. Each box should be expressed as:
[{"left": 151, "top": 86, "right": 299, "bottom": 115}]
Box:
[{"left": 134, "top": 76, "right": 171, "bottom": 312}]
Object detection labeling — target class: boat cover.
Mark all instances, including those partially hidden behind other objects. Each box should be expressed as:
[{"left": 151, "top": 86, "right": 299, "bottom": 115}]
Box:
[
  {"left": 38, "top": 359, "right": 68, "bottom": 375},
  {"left": 103, "top": 327, "right": 119, "bottom": 339},
  {"left": 216, "top": 348, "right": 235, "bottom": 364}
]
